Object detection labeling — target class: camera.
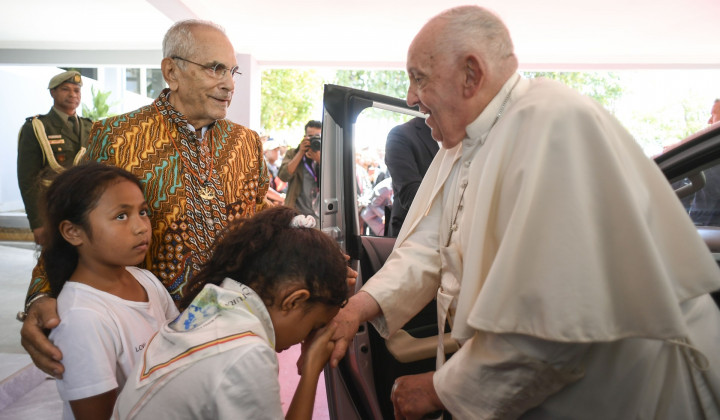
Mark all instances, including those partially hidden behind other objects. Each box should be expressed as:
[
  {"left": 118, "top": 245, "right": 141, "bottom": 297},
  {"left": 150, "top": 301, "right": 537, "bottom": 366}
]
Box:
[{"left": 308, "top": 134, "right": 322, "bottom": 152}]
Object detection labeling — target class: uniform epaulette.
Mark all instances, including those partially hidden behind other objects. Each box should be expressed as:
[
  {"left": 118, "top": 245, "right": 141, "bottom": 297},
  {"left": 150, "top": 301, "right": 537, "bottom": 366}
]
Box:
[{"left": 25, "top": 114, "right": 41, "bottom": 121}]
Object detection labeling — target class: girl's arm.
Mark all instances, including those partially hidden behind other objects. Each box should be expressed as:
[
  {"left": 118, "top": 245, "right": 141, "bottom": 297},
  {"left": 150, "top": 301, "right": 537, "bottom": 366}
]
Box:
[
  {"left": 69, "top": 388, "right": 118, "bottom": 420},
  {"left": 286, "top": 324, "right": 337, "bottom": 420}
]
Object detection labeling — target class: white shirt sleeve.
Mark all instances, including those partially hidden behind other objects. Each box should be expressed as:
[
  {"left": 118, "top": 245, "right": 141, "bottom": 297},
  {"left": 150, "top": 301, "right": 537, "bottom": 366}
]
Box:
[
  {"left": 363, "top": 190, "right": 444, "bottom": 337},
  {"left": 51, "top": 307, "right": 120, "bottom": 401},
  {"left": 434, "top": 332, "right": 589, "bottom": 419}
]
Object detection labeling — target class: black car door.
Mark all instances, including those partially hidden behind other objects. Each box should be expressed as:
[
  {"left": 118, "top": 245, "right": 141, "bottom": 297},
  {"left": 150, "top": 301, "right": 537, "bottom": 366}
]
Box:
[{"left": 655, "top": 123, "right": 720, "bottom": 306}]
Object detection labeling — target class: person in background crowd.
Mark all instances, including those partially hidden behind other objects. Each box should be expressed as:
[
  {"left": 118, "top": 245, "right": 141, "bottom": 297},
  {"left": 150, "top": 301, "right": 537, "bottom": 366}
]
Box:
[
  {"left": 261, "top": 135, "right": 285, "bottom": 205},
  {"left": 360, "top": 177, "right": 394, "bottom": 236},
  {"left": 277, "top": 139, "right": 288, "bottom": 165},
  {"left": 385, "top": 116, "right": 439, "bottom": 237},
  {"left": 686, "top": 98, "right": 720, "bottom": 225},
  {"left": 279, "top": 120, "right": 322, "bottom": 223},
  {"left": 264, "top": 137, "right": 286, "bottom": 205},
  {"left": 328, "top": 6, "right": 720, "bottom": 419},
  {"left": 17, "top": 70, "right": 92, "bottom": 245},
  {"left": 709, "top": 98, "right": 720, "bottom": 125}
]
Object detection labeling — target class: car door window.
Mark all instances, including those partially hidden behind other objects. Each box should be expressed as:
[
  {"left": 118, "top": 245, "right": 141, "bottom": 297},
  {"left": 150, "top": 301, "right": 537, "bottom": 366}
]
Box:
[
  {"left": 354, "top": 110, "right": 415, "bottom": 237},
  {"left": 320, "top": 85, "right": 443, "bottom": 420},
  {"left": 674, "top": 162, "right": 720, "bottom": 227}
]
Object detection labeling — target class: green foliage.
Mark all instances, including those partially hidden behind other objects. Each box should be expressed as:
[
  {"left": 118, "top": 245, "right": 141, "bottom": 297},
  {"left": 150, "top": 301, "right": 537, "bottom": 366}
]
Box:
[
  {"left": 260, "top": 69, "right": 412, "bottom": 132},
  {"left": 678, "top": 97, "right": 710, "bottom": 138},
  {"left": 619, "top": 92, "right": 710, "bottom": 155},
  {"left": 81, "top": 86, "right": 118, "bottom": 121},
  {"left": 330, "top": 70, "right": 411, "bottom": 123},
  {"left": 261, "top": 69, "right": 324, "bottom": 132},
  {"left": 331, "top": 70, "right": 409, "bottom": 99},
  {"left": 260, "top": 68, "right": 715, "bottom": 157},
  {"left": 522, "top": 71, "right": 624, "bottom": 113}
]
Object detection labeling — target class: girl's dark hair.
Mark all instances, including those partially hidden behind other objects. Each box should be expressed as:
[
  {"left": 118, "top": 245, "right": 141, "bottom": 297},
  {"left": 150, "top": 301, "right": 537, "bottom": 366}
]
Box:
[
  {"left": 181, "top": 206, "right": 349, "bottom": 310},
  {"left": 41, "top": 162, "right": 143, "bottom": 297}
]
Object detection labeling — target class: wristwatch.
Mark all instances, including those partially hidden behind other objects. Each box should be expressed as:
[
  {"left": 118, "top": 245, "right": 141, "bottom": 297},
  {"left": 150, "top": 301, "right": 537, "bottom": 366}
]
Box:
[{"left": 16, "top": 293, "right": 49, "bottom": 322}]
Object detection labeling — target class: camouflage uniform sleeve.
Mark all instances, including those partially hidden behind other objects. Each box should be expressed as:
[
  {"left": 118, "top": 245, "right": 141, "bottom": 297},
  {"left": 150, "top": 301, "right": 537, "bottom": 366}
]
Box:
[{"left": 16, "top": 120, "right": 45, "bottom": 230}]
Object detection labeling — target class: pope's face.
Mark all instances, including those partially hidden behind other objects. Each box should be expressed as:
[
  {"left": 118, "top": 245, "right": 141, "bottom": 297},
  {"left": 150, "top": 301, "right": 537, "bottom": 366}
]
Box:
[{"left": 406, "top": 22, "right": 468, "bottom": 149}]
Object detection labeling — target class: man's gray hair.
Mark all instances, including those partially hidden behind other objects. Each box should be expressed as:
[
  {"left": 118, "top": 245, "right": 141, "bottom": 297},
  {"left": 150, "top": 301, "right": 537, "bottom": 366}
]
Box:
[
  {"left": 162, "top": 20, "right": 226, "bottom": 65},
  {"left": 434, "top": 6, "right": 516, "bottom": 73}
]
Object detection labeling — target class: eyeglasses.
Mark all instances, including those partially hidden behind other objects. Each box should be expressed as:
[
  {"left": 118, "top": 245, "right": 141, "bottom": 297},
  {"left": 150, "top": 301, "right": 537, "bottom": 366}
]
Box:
[{"left": 171, "top": 56, "right": 242, "bottom": 80}]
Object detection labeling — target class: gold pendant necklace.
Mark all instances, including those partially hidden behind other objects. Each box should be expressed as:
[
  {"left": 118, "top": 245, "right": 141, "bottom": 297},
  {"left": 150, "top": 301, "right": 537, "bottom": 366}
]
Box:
[
  {"left": 199, "top": 184, "right": 216, "bottom": 200},
  {"left": 155, "top": 102, "right": 216, "bottom": 201}
]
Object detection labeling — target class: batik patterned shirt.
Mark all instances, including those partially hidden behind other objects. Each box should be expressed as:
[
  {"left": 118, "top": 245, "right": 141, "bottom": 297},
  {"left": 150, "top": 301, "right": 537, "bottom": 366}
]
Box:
[{"left": 27, "top": 89, "right": 268, "bottom": 305}]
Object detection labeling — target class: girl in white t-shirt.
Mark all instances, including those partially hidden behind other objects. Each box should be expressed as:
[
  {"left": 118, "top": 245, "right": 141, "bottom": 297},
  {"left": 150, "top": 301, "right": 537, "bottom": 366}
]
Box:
[
  {"left": 115, "top": 206, "right": 349, "bottom": 420},
  {"left": 41, "top": 162, "right": 178, "bottom": 420}
]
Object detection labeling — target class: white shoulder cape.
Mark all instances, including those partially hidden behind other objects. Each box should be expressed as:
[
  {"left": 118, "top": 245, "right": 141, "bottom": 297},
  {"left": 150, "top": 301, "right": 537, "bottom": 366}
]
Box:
[{"left": 396, "top": 77, "right": 720, "bottom": 343}]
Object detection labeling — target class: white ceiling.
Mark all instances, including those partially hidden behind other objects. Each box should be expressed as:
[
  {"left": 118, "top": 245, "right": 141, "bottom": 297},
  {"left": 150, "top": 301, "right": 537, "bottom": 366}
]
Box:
[{"left": 1, "top": 0, "right": 719, "bottom": 69}]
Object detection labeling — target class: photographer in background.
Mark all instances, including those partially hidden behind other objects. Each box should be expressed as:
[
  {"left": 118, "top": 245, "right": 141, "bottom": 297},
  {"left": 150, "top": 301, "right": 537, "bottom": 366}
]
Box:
[{"left": 278, "top": 120, "right": 322, "bottom": 224}]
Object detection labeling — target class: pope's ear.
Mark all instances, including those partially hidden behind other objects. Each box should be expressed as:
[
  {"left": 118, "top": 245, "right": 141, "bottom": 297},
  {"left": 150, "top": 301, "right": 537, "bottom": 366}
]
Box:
[
  {"left": 280, "top": 289, "right": 310, "bottom": 312},
  {"left": 59, "top": 220, "right": 84, "bottom": 246},
  {"left": 463, "top": 54, "right": 484, "bottom": 97},
  {"left": 161, "top": 57, "right": 180, "bottom": 91}
]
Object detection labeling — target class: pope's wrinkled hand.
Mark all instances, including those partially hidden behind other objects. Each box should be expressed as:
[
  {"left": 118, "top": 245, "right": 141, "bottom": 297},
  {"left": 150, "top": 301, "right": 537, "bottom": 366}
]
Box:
[{"left": 391, "top": 372, "right": 445, "bottom": 420}]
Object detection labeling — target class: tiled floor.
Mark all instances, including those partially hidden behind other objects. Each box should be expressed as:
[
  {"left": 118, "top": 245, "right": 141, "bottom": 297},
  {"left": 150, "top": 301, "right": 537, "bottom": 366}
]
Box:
[
  {"left": 0, "top": 366, "right": 61, "bottom": 420},
  {"left": 0, "top": 240, "right": 62, "bottom": 419},
  {"left": 0, "top": 241, "right": 329, "bottom": 419}
]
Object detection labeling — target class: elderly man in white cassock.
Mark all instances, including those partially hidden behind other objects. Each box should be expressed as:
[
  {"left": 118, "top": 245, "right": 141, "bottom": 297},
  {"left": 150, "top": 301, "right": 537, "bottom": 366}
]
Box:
[{"left": 327, "top": 5, "right": 720, "bottom": 419}]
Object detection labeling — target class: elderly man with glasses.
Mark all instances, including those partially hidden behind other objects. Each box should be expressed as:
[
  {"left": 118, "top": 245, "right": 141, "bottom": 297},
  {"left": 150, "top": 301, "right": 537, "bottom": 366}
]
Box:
[{"left": 20, "top": 20, "right": 270, "bottom": 378}]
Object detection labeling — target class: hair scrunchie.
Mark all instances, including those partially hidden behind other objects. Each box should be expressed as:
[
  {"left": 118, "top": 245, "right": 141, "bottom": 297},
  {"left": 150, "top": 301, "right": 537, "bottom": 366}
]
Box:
[{"left": 290, "top": 214, "right": 316, "bottom": 229}]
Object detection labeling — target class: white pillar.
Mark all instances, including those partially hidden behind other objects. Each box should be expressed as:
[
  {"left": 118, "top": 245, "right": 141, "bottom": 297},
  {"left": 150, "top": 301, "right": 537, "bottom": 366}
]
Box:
[{"left": 227, "top": 53, "right": 261, "bottom": 131}]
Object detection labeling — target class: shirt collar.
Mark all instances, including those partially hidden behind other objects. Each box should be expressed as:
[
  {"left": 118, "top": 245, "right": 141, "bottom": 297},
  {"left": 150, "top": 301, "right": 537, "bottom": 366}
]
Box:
[
  {"left": 464, "top": 73, "right": 523, "bottom": 152},
  {"left": 186, "top": 122, "right": 210, "bottom": 140},
  {"left": 169, "top": 278, "right": 276, "bottom": 348},
  {"left": 52, "top": 106, "right": 74, "bottom": 122},
  {"left": 163, "top": 90, "right": 212, "bottom": 140}
]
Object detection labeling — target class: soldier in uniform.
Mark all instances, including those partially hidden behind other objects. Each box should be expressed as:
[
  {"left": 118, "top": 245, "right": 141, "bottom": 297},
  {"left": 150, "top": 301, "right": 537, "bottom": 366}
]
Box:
[{"left": 17, "top": 70, "right": 92, "bottom": 245}]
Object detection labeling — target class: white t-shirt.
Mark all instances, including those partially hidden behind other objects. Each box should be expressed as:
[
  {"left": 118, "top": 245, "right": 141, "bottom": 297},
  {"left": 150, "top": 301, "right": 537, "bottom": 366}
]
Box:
[
  {"left": 116, "top": 337, "right": 282, "bottom": 419},
  {"left": 114, "top": 279, "right": 283, "bottom": 420},
  {"left": 50, "top": 266, "right": 179, "bottom": 420}
]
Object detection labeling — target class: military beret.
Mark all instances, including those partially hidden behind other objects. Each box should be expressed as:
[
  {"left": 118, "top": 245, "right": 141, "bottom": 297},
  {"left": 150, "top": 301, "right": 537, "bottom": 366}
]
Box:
[{"left": 48, "top": 70, "right": 82, "bottom": 89}]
